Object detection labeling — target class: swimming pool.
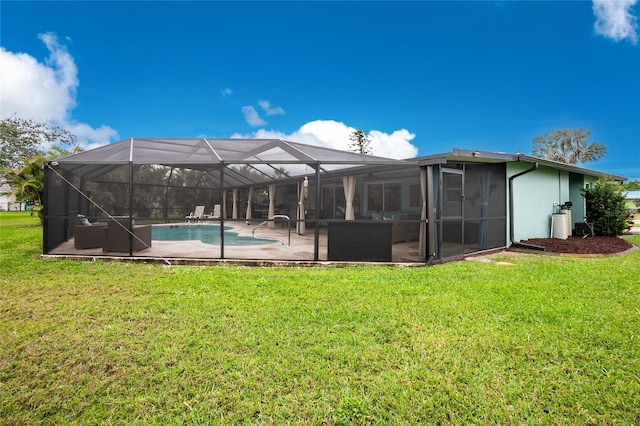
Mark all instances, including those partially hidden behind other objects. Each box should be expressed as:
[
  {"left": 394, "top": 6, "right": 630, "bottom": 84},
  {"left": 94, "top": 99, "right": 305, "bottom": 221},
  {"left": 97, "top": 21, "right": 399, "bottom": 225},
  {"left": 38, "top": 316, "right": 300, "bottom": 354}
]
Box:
[{"left": 152, "top": 224, "right": 277, "bottom": 246}]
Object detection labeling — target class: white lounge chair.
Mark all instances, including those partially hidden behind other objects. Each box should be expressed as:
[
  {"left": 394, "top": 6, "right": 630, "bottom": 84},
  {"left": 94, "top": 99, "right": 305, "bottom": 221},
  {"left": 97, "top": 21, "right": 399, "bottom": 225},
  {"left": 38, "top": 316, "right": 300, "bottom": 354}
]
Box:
[
  {"left": 186, "top": 205, "right": 205, "bottom": 223},
  {"left": 210, "top": 204, "right": 221, "bottom": 219}
]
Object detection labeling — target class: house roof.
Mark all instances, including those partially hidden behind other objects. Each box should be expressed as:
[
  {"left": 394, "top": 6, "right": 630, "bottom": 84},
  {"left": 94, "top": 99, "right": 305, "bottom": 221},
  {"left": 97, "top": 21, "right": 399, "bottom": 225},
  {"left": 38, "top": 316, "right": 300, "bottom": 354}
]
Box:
[{"left": 414, "top": 148, "right": 626, "bottom": 182}]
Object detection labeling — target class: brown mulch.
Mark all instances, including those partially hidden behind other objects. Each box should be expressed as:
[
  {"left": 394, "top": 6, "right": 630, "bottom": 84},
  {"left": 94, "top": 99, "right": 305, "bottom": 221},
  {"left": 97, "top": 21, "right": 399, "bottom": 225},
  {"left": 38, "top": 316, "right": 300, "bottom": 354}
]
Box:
[{"left": 519, "top": 236, "right": 634, "bottom": 254}]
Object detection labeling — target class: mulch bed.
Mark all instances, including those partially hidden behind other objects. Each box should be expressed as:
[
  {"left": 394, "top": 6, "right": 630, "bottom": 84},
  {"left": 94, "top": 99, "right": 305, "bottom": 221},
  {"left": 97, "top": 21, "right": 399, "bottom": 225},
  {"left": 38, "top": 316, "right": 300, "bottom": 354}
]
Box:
[{"left": 519, "top": 236, "right": 634, "bottom": 255}]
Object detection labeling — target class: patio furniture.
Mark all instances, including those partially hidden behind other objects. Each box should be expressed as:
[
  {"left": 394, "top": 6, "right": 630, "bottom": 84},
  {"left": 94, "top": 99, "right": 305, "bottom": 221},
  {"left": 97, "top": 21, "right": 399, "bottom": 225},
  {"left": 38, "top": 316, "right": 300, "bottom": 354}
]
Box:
[
  {"left": 186, "top": 206, "right": 205, "bottom": 223},
  {"left": 74, "top": 222, "right": 107, "bottom": 249},
  {"left": 327, "top": 221, "right": 393, "bottom": 261},
  {"left": 204, "top": 204, "right": 221, "bottom": 219},
  {"left": 103, "top": 218, "right": 152, "bottom": 253}
]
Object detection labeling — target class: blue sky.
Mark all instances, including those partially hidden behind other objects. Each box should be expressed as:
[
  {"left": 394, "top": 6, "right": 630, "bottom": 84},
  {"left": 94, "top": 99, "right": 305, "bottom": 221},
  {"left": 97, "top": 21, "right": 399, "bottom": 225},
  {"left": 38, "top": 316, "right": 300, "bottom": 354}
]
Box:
[{"left": 1, "top": 1, "right": 639, "bottom": 179}]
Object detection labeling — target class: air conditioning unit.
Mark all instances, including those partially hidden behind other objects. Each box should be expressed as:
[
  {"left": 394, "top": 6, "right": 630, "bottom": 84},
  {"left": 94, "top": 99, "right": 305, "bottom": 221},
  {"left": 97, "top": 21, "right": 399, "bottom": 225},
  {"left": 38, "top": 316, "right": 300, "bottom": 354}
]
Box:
[{"left": 575, "top": 222, "right": 594, "bottom": 237}]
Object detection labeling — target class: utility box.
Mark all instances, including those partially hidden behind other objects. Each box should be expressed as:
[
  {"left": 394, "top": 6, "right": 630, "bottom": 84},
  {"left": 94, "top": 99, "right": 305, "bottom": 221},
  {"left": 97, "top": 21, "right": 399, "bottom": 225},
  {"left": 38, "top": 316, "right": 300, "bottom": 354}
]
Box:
[{"left": 575, "top": 222, "right": 594, "bottom": 237}]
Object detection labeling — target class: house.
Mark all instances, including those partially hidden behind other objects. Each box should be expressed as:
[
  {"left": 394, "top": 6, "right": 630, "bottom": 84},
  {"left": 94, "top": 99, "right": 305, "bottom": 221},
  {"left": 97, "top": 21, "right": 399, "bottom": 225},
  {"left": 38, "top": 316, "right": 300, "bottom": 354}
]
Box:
[
  {"left": 626, "top": 190, "right": 640, "bottom": 214},
  {"left": 42, "top": 139, "right": 625, "bottom": 264},
  {"left": 415, "top": 149, "right": 624, "bottom": 259},
  {"left": 0, "top": 183, "right": 24, "bottom": 212}
]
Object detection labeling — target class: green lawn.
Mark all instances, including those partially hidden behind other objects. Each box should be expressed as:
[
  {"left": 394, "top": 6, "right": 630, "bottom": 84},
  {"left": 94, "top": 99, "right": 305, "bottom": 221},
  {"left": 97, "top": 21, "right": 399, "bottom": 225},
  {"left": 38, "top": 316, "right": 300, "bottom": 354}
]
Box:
[{"left": 1, "top": 212, "right": 639, "bottom": 424}]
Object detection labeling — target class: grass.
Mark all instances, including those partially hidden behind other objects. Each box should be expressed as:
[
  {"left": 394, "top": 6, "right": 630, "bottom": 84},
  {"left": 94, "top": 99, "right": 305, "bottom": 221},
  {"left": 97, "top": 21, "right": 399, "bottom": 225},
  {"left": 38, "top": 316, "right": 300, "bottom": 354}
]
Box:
[{"left": 1, "top": 211, "right": 639, "bottom": 424}]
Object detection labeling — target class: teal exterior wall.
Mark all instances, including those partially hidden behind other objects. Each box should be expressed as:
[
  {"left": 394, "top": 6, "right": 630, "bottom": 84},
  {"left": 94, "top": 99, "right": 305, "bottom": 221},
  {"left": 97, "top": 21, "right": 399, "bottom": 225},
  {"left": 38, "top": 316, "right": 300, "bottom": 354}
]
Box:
[
  {"left": 507, "top": 163, "right": 570, "bottom": 242},
  {"left": 568, "top": 174, "right": 599, "bottom": 226},
  {"left": 568, "top": 173, "right": 584, "bottom": 226},
  {"left": 507, "top": 163, "right": 609, "bottom": 243}
]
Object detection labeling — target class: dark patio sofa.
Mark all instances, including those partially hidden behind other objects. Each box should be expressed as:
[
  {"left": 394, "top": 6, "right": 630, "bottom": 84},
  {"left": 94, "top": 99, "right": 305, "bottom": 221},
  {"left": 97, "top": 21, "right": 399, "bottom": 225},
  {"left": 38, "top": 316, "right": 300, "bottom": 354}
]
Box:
[
  {"left": 365, "top": 211, "right": 421, "bottom": 243},
  {"left": 74, "top": 222, "right": 107, "bottom": 249}
]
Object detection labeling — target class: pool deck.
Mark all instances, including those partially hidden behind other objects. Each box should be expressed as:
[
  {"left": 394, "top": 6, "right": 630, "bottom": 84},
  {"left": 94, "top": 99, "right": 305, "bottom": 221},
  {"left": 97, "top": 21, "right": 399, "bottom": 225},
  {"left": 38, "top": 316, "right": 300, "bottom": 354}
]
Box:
[{"left": 47, "top": 221, "right": 426, "bottom": 266}]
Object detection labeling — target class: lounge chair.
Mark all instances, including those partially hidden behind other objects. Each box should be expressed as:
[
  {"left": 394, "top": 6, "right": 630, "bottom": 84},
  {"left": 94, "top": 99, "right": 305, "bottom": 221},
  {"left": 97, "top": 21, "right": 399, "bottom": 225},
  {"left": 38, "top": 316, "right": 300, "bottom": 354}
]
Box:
[
  {"left": 185, "top": 206, "right": 205, "bottom": 223},
  {"left": 204, "top": 204, "right": 221, "bottom": 219}
]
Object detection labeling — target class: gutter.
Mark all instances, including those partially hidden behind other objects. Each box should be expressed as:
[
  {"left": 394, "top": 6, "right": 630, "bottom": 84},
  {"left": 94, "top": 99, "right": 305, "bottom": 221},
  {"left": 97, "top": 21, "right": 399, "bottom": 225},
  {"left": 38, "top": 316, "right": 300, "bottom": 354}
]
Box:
[{"left": 508, "top": 159, "right": 546, "bottom": 251}]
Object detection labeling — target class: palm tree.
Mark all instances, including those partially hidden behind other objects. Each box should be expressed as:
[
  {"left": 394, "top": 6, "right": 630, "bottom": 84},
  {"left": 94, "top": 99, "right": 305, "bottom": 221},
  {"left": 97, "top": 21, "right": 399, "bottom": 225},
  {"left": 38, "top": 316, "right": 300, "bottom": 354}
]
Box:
[
  {"left": 3, "top": 155, "right": 46, "bottom": 223},
  {"left": 532, "top": 128, "right": 606, "bottom": 165},
  {"left": 2, "top": 147, "right": 81, "bottom": 224}
]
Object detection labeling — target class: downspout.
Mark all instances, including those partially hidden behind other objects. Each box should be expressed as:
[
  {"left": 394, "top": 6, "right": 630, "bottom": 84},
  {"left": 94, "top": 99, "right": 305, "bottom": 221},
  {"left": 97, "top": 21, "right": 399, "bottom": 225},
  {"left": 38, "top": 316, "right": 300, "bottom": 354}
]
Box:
[{"left": 508, "top": 160, "right": 546, "bottom": 251}]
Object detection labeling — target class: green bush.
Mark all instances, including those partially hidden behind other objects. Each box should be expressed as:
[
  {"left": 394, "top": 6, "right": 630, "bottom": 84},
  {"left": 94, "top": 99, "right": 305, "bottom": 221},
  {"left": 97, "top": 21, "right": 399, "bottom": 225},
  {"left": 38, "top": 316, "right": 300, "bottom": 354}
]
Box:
[{"left": 582, "top": 179, "right": 629, "bottom": 236}]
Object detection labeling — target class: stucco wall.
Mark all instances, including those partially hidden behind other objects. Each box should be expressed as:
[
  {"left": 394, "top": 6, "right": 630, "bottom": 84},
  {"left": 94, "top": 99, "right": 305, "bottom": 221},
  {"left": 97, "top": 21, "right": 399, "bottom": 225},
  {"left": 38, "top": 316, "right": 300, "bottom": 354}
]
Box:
[{"left": 507, "top": 163, "right": 569, "bottom": 242}]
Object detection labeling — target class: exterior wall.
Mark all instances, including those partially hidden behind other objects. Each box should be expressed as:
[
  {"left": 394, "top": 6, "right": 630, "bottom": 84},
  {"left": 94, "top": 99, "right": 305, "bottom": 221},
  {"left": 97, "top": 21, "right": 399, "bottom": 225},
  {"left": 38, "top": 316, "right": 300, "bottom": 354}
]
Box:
[
  {"left": 568, "top": 173, "right": 601, "bottom": 227},
  {"left": 0, "top": 193, "right": 9, "bottom": 211},
  {"left": 507, "top": 163, "right": 569, "bottom": 242},
  {"left": 0, "top": 184, "right": 22, "bottom": 211}
]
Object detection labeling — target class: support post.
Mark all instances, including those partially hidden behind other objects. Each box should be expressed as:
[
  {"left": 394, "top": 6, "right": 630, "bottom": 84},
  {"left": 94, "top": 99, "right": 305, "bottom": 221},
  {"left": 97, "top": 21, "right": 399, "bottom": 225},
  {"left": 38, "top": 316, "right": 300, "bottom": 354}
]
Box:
[
  {"left": 219, "top": 165, "right": 225, "bottom": 259},
  {"left": 314, "top": 164, "right": 320, "bottom": 261},
  {"left": 128, "top": 162, "right": 134, "bottom": 256}
]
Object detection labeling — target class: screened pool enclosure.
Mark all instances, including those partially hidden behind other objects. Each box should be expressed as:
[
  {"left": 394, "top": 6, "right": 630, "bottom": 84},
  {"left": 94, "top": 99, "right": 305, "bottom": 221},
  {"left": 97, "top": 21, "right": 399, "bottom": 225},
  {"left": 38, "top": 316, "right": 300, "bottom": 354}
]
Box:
[{"left": 44, "top": 138, "right": 428, "bottom": 263}]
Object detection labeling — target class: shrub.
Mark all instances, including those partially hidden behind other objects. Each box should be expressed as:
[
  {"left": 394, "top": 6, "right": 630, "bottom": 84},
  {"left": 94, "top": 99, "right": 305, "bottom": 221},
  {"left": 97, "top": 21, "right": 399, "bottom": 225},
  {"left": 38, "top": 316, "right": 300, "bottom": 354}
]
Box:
[{"left": 582, "top": 179, "right": 628, "bottom": 236}]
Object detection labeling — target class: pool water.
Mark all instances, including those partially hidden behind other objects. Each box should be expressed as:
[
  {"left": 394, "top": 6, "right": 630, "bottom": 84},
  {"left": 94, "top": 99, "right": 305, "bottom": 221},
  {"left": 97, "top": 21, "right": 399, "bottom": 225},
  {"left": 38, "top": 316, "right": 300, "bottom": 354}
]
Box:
[{"left": 152, "top": 224, "right": 276, "bottom": 246}]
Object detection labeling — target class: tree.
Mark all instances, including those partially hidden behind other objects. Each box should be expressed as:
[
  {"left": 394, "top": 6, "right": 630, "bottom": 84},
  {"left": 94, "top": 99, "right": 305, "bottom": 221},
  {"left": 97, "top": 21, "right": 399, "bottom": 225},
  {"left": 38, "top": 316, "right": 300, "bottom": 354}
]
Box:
[
  {"left": 0, "top": 115, "right": 76, "bottom": 170},
  {"left": 3, "top": 147, "right": 79, "bottom": 224},
  {"left": 532, "top": 128, "right": 606, "bottom": 165},
  {"left": 582, "top": 179, "right": 628, "bottom": 237},
  {"left": 622, "top": 179, "right": 640, "bottom": 191},
  {"left": 348, "top": 129, "right": 372, "bottom": 155},
  {"left": 3, "top": 155, "right": 46, "bottom": 222}
]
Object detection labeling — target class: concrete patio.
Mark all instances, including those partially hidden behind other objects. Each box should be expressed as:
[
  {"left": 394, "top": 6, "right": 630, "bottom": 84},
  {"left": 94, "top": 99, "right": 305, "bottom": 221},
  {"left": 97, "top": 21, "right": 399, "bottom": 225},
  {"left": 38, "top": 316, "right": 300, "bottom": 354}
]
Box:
[{"left": 47, "top": 220, "right": 426, "bottom": 266}]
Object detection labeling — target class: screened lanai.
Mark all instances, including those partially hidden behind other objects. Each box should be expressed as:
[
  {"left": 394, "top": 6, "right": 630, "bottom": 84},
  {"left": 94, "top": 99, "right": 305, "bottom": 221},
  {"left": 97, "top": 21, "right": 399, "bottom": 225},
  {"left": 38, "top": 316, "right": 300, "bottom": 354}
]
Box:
[{"left": 44, "top": 138, "right": 426, "bottom": 263}]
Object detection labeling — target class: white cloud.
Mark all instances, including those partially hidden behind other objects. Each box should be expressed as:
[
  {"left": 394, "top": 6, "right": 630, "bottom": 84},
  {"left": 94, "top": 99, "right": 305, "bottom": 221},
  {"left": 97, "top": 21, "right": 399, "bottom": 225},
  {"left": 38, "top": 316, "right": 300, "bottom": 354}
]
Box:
[
  {"left": 258, "top": 100, "right": 286, "bottom": 116},
  {"left": 0, "top": 32, "right": 118, "bottom": 149},
  {"left": 222, "top": 88, "right": 233, "bottom": 95},
  {"left": 231, "top": 119, "right": 418, "bottom": 159},
  {"left": 241, "top": 100, "right": 285, "bottom": 127},
  {"left": 593, "top": 0, "right": 638, "bottom": 44},
  {"left": 241, "top": 105, "right": 267, "bottom": 126}
]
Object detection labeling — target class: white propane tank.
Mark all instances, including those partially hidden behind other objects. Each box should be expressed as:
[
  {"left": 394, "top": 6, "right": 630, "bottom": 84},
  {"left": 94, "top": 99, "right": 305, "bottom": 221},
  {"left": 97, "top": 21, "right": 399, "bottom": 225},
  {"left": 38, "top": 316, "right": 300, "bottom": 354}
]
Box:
[{"left": 552, "top": 212, "right": 568, "bottom": 239}]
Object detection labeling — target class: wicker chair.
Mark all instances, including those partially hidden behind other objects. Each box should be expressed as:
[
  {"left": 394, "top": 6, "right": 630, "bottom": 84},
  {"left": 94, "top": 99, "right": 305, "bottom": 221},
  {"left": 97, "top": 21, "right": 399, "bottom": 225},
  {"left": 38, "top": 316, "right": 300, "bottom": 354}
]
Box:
[
  {"left": 103, "top": 218, "right": 152, "bottom": 253},
  {"left": 74, "top": 222, "right": 107, "bottom": 249}
]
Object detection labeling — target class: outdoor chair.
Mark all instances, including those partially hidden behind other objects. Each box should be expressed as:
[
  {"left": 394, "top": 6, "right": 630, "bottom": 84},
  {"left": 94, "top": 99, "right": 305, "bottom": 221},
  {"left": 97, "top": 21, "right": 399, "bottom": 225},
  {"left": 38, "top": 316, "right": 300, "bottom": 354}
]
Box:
[
  {"left": 185, "top": 205, "right": 205, "bottom": 223},
  {"left": 103, "top": 218, "right": 152, "bottom": 253},
  {"left": 74, "top": 215, "right": 107, "bottom": 249},
  {"left": 204, "top": 204, "right": 221, "bottom": 219}
]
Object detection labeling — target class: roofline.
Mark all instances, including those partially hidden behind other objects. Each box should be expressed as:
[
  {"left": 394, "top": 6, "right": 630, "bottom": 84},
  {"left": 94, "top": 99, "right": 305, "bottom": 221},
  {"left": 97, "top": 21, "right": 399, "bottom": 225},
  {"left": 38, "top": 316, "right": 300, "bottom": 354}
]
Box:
[
  {"left": 414, "top": 148, "right": 626, "bottom": 182},
  {"left": 51, "top": 137, "right": 411, "bottom": 167}
]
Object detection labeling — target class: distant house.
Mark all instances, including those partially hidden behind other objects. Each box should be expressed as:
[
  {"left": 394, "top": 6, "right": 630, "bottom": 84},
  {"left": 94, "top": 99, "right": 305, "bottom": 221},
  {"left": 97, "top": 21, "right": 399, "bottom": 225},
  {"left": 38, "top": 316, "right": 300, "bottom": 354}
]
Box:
[
  {"left": 0, "top": 183, "right": 23, "bottom": 212},
  {"left": 626, "top": 190, "right": 640, "bottom": 213},
  {"left": 42, "top": 139, "right": 625, "bottom": 263}
]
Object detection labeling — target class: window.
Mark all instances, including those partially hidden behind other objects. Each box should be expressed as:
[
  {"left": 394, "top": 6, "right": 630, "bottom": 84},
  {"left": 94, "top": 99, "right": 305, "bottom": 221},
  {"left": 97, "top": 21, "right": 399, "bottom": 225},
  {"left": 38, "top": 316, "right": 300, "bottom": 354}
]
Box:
[
  {"left": 409, "top": 184, "right": 420, "bottom": 208},
  {"left": 367, "top": 182, "right": 401, "bottom": 211},
  {"left": 367, "top": 184, "right": 383, "bottom": 211}
]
